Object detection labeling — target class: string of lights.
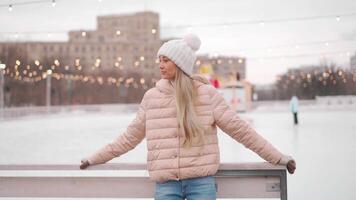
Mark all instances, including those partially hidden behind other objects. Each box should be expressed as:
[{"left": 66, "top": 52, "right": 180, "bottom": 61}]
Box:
[
  {"left": 1, "top": 31, "right": 355, "bottom": 57},
  {"left": 1, "top": 1, "right": 355, "bottom": 58},
  {"left": 0, "top": 0, "right": 58, "bottom": 9},
  {"left": 246, "top": 50, "right": 354, "bottom": 61},
  {"left": 0, "top": 56, "right": 157, "bottom": 87},
  {"left": 2, "top": 68, "right": 155, "bottom": 89},
  {"left": 165, "top": 13, "right": 356, "bottom": 28},
  {"left": 1, "top": 0, "right": 356, "bottom": 26},
  {"left": 230, "top": 39, "right": 356, "bottom": 53}
]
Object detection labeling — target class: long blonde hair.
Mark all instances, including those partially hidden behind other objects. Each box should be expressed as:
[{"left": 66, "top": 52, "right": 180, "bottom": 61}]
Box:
[{"left": 174, "top": 69, "right": 206, "bottom": 148}]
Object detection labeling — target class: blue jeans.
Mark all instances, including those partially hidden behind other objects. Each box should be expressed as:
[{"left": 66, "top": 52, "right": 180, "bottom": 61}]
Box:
[{"left": 154, "top": 175, "right": 217, "bottom": 200}]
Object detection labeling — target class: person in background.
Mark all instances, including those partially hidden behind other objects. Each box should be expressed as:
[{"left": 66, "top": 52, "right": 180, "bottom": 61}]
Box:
[
  {"left": 209, "top": 74, "right": 220, "bottom": 88},
  {"left": 290, "top": 95, "right": 299, "bottom": 125},
  {"left": 80, "top": 34, "right": 296, "bottom": 200}
]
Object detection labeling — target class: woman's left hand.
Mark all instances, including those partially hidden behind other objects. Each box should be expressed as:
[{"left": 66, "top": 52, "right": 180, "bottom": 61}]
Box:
[{"left": 286, "top": 160, "right": 296, "bottom": 174}]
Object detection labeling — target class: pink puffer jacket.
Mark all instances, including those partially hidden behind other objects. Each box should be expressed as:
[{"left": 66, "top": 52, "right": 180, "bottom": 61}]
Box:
[{"left": 86, "top": 78, "right": 289, "bottom": 183}]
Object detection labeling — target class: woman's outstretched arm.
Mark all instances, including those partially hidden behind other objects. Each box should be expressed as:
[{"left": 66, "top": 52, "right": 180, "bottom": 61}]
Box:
[
  {"left": 81, "top": 95, "right": 147, "bottom": 167},
  {"left": 208, "top": 86, "right": 295, "bottom": 168}
]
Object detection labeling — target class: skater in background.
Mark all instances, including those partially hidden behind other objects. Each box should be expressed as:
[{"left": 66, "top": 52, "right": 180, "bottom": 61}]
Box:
[{"left": 290, "top": 95, "right": 299, "bottom": 125}]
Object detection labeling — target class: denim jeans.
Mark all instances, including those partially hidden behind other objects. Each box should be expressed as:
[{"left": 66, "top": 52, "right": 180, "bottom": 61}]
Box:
[{"left": 154, "top": 175, "right": 217, "bottom": 200}]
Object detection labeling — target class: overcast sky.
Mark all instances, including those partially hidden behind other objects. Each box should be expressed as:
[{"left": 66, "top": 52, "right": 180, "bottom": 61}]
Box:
[{"left": 1, "top": 0, "right": 356, "bottom": 84}]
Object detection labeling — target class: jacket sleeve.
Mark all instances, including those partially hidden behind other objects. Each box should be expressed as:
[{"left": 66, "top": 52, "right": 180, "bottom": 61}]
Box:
[
  {"left": 209, "top": 86, "right": 284, "bottom": 165},
  {"left": 86, "top": 95, "right": 147, "bottom": 165}
]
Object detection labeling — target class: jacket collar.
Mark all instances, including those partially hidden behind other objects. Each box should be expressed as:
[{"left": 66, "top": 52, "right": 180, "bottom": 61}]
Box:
[{"left": 155, "top": 78, "right": 206, "bottom": 95}]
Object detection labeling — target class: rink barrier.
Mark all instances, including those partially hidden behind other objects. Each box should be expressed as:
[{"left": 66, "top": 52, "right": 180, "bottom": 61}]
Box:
[
  {"left": 0, "top": 162, "right": 288, "bottom": 199},
  {"left": 0, "top": 104, "right": 139, "bottom": 120}
]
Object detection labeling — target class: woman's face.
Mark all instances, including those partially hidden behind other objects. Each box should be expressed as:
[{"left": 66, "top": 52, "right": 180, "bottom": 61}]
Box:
[{"left": 159, "top": 56, "right": 177, "bottom": 80}]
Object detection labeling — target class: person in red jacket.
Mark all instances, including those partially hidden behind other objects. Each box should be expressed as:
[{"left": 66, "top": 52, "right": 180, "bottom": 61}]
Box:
[{"left": 209, "top": 75, "right": 220, "bottom": 88}]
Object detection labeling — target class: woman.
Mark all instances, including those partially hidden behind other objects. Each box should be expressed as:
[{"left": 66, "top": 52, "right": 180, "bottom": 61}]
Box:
[{"left": 80, "top": 34, "right": 296, "bottom": 200}]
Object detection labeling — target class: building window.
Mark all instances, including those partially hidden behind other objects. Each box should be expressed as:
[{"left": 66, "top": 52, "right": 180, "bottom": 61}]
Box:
[{"left": 98, "top": 35, "right": 105, "bottom": 42}]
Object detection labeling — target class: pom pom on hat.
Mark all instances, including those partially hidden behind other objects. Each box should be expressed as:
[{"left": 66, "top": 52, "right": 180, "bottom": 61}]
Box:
[{"left": 183, "top": 34, "right": 201, "bottom": 51}]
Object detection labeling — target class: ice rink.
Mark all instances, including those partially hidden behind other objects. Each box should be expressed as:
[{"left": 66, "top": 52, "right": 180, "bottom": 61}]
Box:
[{"left": 0, "top": 104, "right": 355, "bottom": 200}]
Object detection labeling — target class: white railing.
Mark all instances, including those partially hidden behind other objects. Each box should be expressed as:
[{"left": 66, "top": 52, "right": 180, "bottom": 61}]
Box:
[{"left": 0, "top": 162, "right": 287, "bottom": 199}]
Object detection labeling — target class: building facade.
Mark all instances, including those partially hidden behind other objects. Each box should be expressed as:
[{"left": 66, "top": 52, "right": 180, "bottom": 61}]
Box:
[{"left": 0, "top": 11, "right": 161, "bottom": 77}]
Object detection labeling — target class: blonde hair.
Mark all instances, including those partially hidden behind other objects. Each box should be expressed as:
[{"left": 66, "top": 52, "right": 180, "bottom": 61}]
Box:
[{"left": 174, "top": 69, "right": 206, "bottom": 148}]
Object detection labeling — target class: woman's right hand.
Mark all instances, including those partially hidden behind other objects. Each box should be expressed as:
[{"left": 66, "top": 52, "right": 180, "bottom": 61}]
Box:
[
  {"left": 80, "top": 159, "right": 90, "bottom": 169},
  {"left": 287, "top": 159, "right": 296, "bottom": 174}
]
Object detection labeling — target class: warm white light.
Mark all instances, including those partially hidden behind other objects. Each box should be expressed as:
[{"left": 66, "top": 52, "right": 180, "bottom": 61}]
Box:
[
  {"left": 140, "top": 56, "right": 145, "bottom": 61},
  {"left": 151, "top": 29, "right": 157, "bottom": 34},
  {"left": 35, "top": 60, "right": 40, "bottom": 66},
  {"left": 47, "top": 69, "right": 52, "bottom": 75},
  {"left": 238, "top": 59, "right": 243, "bottom": 63},
  {"left": 75, "top": 58, "right": 80, "bottom": 66},
  {"left": 54, "top": 59, "right": 60, "bottom": 66},
  {"left": 0, "top": 64, "right": 5, "bottom": 70},
  {"left": 116, "top": 30, "right": 121, "bottom": 35},
  {"left": 81, "top": 31, "right": 86, "bottom": 37},
  {"left": 16, "top": 60, "right": 21, "bottom": 65},
  {"left": 134, "top": 61, "right": 140, "bottom": 66},
  {"left": 140, "top": 78, "right": 145, "bottom": 84}
]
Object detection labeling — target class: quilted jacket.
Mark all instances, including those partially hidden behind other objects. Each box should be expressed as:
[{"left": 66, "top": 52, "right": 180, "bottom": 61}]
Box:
[{"left": 86, "top": 78, "right": 289, "bottom": 183}]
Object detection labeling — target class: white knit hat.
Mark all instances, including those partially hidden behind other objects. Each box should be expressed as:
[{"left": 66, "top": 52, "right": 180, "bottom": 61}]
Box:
[{"left": 157, "top": 34, "right": 201, "bottom": 77}]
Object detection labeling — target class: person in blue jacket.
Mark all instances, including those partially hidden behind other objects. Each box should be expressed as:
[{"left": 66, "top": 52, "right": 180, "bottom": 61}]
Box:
[{"left": 290, "top": 95, "right": 299, "bottom": 125}]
